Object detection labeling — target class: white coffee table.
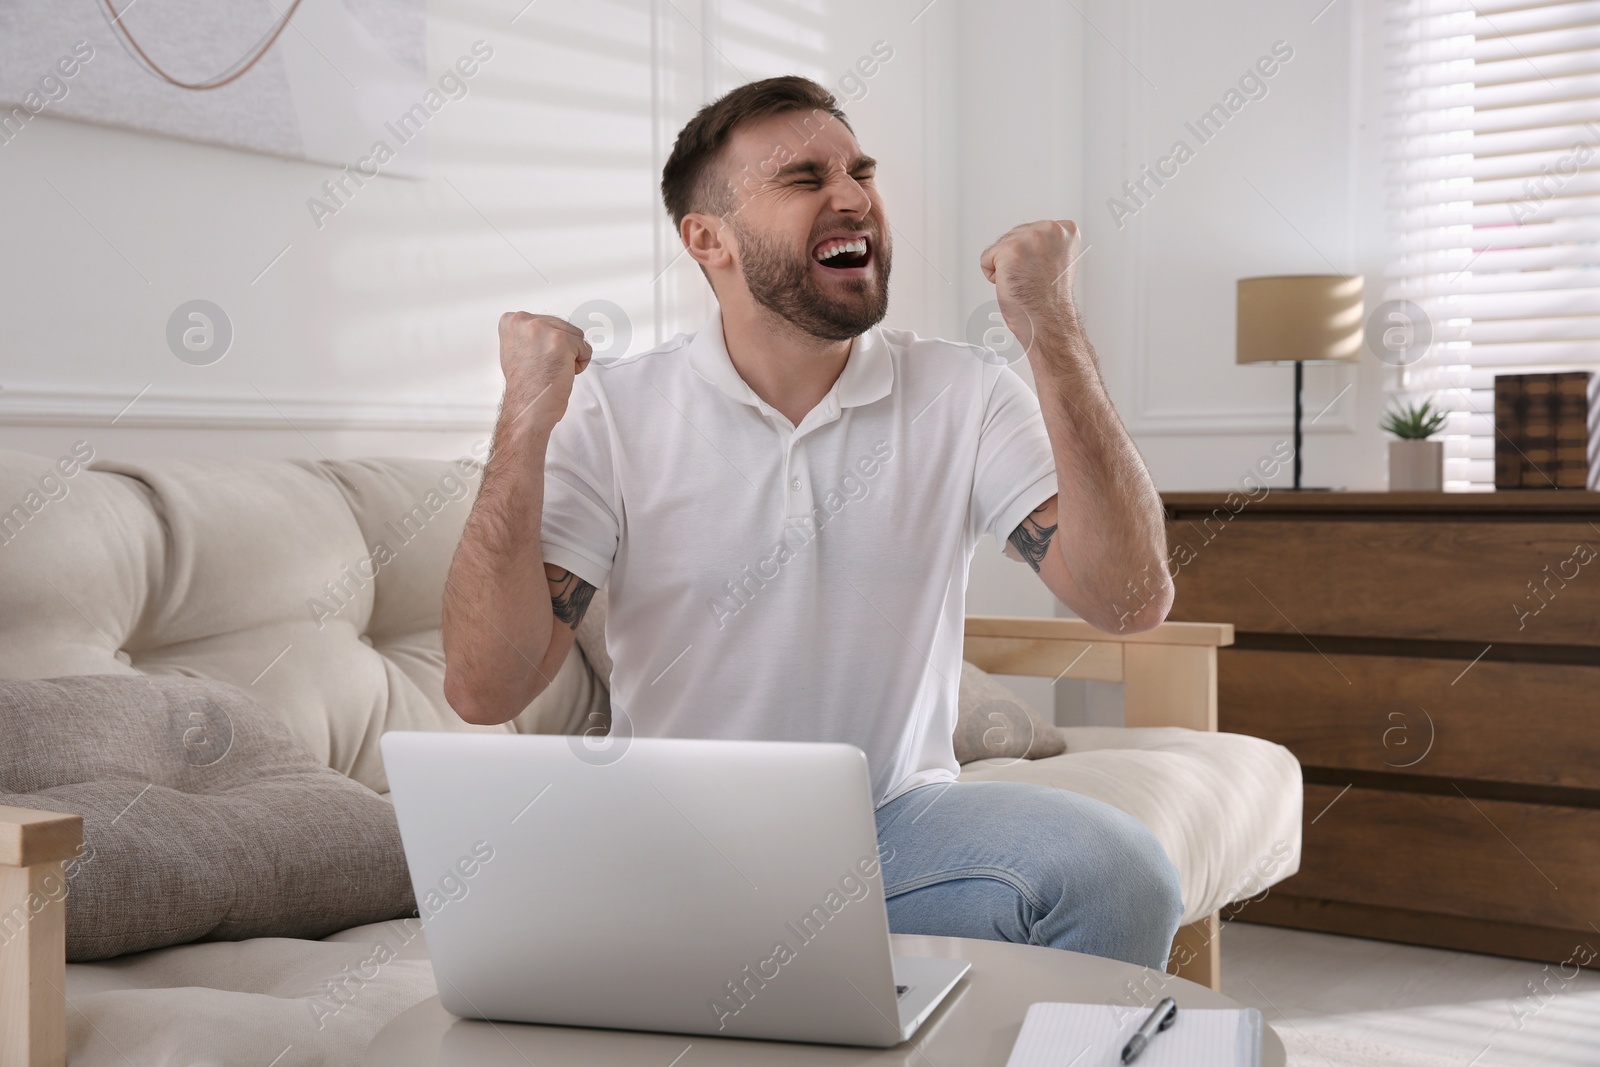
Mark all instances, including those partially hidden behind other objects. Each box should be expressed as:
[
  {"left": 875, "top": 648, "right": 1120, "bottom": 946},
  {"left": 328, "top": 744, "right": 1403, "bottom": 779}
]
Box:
[{"left": 364, "top": 933, "right": 1287, "bottom": 1066}]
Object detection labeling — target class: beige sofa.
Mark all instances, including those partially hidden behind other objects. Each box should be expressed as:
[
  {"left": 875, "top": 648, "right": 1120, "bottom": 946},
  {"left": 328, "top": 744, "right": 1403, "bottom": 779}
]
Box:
[{"left": 0, "top": 449, "right": 1301, "bottom": 1066}]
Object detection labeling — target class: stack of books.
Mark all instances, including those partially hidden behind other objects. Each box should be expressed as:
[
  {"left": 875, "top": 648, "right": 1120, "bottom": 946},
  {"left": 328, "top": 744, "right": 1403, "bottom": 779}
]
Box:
[{"left": 1493, "top": 372, "right": 1597, "bottom": 489}]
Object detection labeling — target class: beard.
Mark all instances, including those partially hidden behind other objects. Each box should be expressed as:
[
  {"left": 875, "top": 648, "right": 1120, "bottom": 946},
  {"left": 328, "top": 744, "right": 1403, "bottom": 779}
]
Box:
[{"left": 730, "top": 217, "right": 892, "bottom": 342}]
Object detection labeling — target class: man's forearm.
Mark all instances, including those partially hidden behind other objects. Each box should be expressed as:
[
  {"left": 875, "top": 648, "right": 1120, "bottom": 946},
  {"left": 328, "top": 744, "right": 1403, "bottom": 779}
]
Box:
[
  {"left": 977, "top": 218, "right": 1171, "bottom": 631},
  {"left": 442, "top": 411, "right": 558, "bottom": 724},
  {"left": 1031, "top": 321, "right": 1172, "bottom": 630}
]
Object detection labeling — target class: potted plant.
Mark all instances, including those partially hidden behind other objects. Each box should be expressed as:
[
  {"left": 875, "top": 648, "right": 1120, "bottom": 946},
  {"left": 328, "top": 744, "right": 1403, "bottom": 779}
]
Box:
[{"left": 1382, "top": 398, "right": 1448, "bottom": 491}]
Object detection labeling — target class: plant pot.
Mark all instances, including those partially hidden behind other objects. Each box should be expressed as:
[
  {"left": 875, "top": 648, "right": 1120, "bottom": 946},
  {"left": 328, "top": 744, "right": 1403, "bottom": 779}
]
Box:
[{"left": 1389, "top": 439, "right": 1444, "bottom": 491}]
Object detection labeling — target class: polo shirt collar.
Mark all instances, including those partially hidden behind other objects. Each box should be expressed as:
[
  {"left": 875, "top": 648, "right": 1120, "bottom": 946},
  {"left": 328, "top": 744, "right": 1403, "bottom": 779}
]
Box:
[{"left": 687, "top": 308, "right": 894, "bottom": 413}]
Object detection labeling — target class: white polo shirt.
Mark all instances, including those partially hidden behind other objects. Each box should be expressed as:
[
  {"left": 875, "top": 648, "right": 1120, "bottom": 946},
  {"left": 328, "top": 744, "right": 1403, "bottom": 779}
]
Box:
[{"left": 540, "top": 310, "right": 1058, "bottom": 807}]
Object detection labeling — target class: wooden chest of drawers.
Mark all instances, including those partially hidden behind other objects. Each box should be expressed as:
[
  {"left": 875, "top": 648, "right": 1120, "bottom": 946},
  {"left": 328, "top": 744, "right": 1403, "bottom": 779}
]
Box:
[{"left": 1163, "top": 490, "right": 1600, "bottom": 965}]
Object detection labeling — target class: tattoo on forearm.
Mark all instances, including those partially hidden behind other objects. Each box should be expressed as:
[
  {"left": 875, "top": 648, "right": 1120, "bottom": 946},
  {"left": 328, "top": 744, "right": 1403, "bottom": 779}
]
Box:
[
  {"left": 1007, "top": 505, "right": 1058, "bottom": 573},
  {"left": 549, "top": 568, "right": 596, "bottom": 627}
]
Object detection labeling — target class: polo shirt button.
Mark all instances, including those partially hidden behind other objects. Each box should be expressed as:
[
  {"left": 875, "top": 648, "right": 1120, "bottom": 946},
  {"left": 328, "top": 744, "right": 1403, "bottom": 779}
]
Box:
[{"left": 791, "top": 478, "right": 801, "bottom": 491}]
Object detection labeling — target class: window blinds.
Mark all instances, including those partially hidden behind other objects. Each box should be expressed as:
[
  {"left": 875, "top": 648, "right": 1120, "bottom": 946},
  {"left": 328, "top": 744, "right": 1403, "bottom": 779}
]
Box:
[{"left": 1385, "top": 0, "right": 1600, "bottom": 489}]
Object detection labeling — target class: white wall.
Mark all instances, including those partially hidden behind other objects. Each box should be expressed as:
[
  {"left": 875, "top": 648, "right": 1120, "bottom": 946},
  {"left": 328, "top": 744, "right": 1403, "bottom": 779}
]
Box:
[
  {"left": 0, "top": 0, "right": 961, "bottom": 465},
  {"left": 1080, "top": 0, "right": 1391, "bottom": 494}
]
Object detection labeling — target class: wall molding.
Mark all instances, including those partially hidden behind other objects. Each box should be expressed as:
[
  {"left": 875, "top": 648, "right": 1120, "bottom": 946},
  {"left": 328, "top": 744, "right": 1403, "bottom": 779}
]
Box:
[
  {"left": 1097, "top": 0, "right": 1357, "bottom": 439},
  {"left": 1128, "top": 400, "right": 1358, "bottom": 436},
  {"left": 0, "top": 387, "right": 496, "bottom": 432}
]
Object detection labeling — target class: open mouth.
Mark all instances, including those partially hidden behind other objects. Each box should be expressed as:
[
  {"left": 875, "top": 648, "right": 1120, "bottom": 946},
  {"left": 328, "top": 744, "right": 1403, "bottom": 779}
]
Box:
[{"left": 812, "top": 234, "right": 873, "bottom": 271}]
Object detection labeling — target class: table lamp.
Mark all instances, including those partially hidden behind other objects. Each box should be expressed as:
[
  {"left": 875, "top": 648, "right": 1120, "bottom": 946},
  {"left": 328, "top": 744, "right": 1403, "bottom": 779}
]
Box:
[{"left": 1236, "top": 274, "right": 1364, "bottom": 490}]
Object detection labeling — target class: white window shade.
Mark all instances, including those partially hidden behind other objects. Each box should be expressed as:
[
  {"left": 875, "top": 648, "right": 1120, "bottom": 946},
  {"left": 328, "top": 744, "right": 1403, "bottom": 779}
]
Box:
[{"left": 1384, "top": 0, "right": 1600, "bottom": 490}]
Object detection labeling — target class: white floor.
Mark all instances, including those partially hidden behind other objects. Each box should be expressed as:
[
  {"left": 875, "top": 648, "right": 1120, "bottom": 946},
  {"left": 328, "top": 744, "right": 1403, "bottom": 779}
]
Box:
[{"left": 1221, "top": 921, "right": 1600, "bottom": 1067}]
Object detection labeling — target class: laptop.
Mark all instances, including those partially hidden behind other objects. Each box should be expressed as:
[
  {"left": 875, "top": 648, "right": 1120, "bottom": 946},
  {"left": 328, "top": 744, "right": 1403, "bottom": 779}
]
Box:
[{"left": 381, "top": 732, "right": 970, "bottom": 1047}]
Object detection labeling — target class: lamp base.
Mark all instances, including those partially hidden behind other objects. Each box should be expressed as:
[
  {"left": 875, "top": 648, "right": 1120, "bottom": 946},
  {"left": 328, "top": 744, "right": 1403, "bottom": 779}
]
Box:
[{"left": 1293, "top": 361, "right": 1305, "bottom": 490}]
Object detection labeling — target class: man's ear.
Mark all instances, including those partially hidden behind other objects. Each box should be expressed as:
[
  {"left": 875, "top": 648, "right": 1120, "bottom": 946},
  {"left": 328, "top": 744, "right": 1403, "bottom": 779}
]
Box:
[{"left": 680, "top": 212, "right": 734, "bottom": 273}]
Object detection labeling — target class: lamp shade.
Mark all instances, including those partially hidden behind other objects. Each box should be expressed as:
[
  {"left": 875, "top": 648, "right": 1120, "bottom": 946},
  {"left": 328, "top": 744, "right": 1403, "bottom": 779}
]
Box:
[{"left": 1236, "top": 274, "right": 1365, "bottom": 365}]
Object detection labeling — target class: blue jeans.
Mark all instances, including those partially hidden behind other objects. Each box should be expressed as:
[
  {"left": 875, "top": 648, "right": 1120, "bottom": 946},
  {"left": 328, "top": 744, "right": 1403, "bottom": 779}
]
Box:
[{"left": 874, "top": 779, "right": 1184, "bottom": 970}]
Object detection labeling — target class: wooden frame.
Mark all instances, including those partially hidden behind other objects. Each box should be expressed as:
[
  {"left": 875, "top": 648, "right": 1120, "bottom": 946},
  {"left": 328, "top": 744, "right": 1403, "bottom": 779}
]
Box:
[
  {"left": 0, "top": 613, "right": 1234, "bottom": 1067},
  {"left": 964, "top": 614, "right": 1235, "bottom": 989},
  {"left": 0, "top": 806, "right": 82, "bottom": 1067}
]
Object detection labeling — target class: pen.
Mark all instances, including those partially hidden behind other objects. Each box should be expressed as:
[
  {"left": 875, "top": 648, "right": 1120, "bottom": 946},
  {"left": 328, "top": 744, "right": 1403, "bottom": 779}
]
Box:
[{"left": 1120, "top": 996, "right": 1177, "bottom": 1064}]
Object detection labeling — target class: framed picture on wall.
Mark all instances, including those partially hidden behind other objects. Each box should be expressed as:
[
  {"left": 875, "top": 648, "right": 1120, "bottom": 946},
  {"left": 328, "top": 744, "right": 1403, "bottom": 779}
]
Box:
[{"left": 0, "top": 0, "right": 430, "bottom": 176}]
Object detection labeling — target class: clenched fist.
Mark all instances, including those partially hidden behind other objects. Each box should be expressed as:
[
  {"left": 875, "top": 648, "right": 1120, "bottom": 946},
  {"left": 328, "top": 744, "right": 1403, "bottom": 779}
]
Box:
[
  {"left": 978, "top": 220, "right": 1083, "bottom": 364},
  {"left": 497, "top": 311, "right": 593, "bottom": 433}
]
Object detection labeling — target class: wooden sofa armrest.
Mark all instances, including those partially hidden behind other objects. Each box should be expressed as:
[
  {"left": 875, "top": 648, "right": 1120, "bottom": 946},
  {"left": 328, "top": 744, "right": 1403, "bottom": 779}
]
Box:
[
  {"left": 1, "top": 806, "right": 83, "bottom": 1067},
  {"left": 963, "top": 615, "right": 1234, "bottom": 732}
]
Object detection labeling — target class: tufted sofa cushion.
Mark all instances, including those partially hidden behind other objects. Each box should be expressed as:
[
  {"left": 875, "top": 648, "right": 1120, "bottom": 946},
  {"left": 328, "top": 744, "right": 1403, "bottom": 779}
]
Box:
[
  {"left": 0, "top": 450, "right": 608, "bottom": 793},
  {"left": 959, "top": 726, "right": 1303, "bottom": 924}
]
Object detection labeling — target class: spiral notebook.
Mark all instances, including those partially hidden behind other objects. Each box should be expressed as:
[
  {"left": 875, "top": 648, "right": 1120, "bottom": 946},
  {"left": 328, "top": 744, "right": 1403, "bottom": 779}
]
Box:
[{"left": 1004, "top": 1002, "right": 1263, "bottom": 1067}]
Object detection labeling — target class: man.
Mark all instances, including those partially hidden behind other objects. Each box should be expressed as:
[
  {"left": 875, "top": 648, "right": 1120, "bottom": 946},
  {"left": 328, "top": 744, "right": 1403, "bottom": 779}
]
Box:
[{"left": 442, "top": 76, "right": 1183, "bottom": 968}]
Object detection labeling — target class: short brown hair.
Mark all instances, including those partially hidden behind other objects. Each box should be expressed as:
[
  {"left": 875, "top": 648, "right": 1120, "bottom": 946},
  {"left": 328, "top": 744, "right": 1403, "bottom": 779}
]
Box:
[{"left": 661, "top": 76, "right": 853, "bottom": 227}]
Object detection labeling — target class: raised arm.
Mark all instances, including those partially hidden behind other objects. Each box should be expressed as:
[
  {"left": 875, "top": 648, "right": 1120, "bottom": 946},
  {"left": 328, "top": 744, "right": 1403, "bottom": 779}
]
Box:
[
  {"left": 443, "top": 313, "right": 594, "bottom": 726},
  {"left": 981, "top": 220, "right": 1173, "bottom": 634}
]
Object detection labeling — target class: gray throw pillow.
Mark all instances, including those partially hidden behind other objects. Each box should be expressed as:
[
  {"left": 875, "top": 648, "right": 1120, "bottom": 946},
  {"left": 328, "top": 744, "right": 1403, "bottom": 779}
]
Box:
[
  {"left": 952, "top": 660, "right": 1068, "bottom": 764},
  {"left": 0, "top": 675, "right": 416, "bottom": 961}
]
